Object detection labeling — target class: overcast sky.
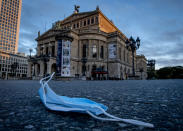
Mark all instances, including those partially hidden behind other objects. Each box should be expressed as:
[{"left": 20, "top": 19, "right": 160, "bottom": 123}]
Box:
[{"left": 18, "top": 0, "right": 183, "bottom": 69}]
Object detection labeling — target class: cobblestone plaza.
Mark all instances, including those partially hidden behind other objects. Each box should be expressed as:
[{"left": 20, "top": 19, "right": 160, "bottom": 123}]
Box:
[{"left": 0, "top": 80, "right": 183, "bottom": 130}]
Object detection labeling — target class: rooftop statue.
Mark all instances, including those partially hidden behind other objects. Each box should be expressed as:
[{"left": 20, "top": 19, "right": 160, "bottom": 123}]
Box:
[{"left": 74, "top": 5, "right": 80, "bottom": 13}]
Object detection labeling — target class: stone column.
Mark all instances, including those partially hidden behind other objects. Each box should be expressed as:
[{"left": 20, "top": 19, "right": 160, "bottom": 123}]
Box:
[
  {"left": 87, "top": 40, "right": 89, "bottom": 58},
  {"left": 27, "top": 62, "right": 32, "bottom": 77},
  {"left": 77, "top": 40, "right": 80, "bottom": 75},
  {"left": 40, "top": 62, "right": 44, "bottom": 77},
  {"left": 47, "top": 61, "right": 51, "bottom": 74},
  {"left": 78, "top": 40, "right": 80, "bottom": 59},
  {"left": 37, "top": 45, "right": 40, "bottom": 56},
  {"left": 88, "top": 40, "right": 91, "bottom": 58},
  {"left": 35, "top": 64, "right": 38, "bottom": 77},
  {"left": 55, "top": 41, "right": 58, "bottom": 57},
  {"left": 49, "top": 43, "right": 52, "bottom": 56},
  {"left": 97, "top": 40, "right": 99, "bottom": 60}
]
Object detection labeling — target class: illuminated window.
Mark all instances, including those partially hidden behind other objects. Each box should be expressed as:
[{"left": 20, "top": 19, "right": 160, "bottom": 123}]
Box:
[{"left": 92, "top": 45, "right": 97, "bottom": 58}]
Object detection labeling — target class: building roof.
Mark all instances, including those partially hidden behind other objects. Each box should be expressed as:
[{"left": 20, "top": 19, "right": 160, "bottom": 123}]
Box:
[
  {"left": 37, "top": 7, "right": 128, "bottom": 41},
  {"left": 0, "top": 50, "right": 28, "bottom": 59}
]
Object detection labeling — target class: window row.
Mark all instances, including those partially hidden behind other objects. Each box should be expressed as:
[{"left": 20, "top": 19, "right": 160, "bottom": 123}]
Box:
[
  {"left": 0, "top": 14, "right": 18, "bottom": 21},
  {"left": 59, "top": 16, "right": 98, "bottom": 30},
  {"left": 0, "top": 68, "right": 27, "bottom": 74},
  {"left": 0, "top": 57, "right": 27, "bottom": 63},
  {"left": 82, "top": 44, "right": 104, "bottom": 59},
  {"left": 73, "top": 16, "right": 98, "bottom": 29},
  {"left": 2, "top": 0, "right": 20, "bottom": 6}
]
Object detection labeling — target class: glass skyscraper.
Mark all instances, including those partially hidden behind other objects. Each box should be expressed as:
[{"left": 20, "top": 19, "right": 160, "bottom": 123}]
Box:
[{"left": 0, "top": 0, "right": 22, "bottom": 54}]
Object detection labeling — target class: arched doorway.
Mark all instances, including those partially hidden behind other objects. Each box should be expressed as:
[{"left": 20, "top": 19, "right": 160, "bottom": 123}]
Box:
[
  {"left": 37, "top": 64, "right": 40, "bottom": 76},
  {"left": 91, "top": 65, "right": 97, "bottom": 80},
  {"left": 51, "top": 63, "right": 56, "bottom": 73},
  {"left": 44, "top": 63, "right": 47, "bottom": 76}
]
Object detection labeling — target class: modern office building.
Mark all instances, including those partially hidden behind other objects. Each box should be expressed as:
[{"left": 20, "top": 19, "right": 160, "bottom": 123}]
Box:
[
  {"left": 28, "top": 6, "right": 146, "bottom": 80},
  {"left": 0, "top": 0, "right": 26, "bottom": 79},
  {"left": 0, "top": 50, "right": 28, "bottom": 79},
  {"left": 0, "top": 0, "right": 22, "bottom": 54}
]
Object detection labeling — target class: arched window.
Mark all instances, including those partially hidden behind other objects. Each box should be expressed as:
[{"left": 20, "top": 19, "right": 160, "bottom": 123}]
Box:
[
  {"left": 46, "top": 46, "right": 49, "bottom": 56},
  {"left": 92, "top": 45, "right": 97, "bottom": 58},
  {"left": 100, "top": 46, "right": 104, "bottom": 59},
  {"left": 52, "top": 46, "right": 55, "bottom": 57},
  {"left": 91, "top": 17, "right": 94, "bottom": 24},
  {"left": 82, "top": 44, "right": 87, "bottom": 58},
  {"left": 96, "top": 16, "right": 98, "bottom": 23},
  {"left": 87, "top": 18, "right": 90, "bottom": 25},
  {"left": 80, "top": 21, "right": 82, "bottom": 27},
  {"left": 84, "top": 20, "right": 86, "bottom": 26}
]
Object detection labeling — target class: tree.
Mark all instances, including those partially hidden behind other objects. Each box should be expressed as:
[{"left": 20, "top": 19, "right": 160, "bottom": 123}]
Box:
[{"left": 157, "top": 66, "right": 183, "bottom": 79}]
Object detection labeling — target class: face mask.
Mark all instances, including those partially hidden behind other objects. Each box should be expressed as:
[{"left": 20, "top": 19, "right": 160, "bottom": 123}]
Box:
[{"left": 39, "top": 72, "right": 154, "bottom": 128}]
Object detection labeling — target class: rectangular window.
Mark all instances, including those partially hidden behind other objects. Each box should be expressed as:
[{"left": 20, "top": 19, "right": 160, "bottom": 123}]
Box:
[
  {"left": 96, "top": 16, "right": 98, "bottom": 24},
  {"left": 84, "top": 20, "right": 86, "bottom": 26},
  {"left": 91, "top": 17, "right": 94, "bottom": 24},
  {"left": 124, "top": 50, "right": 126, "bottom": 62},
  {"left": 100, "top": 46, "right": 104, "bottom": 59},
  {"left": 82, "top": 44, "right": 87, "bottom": 58},
  {"left": 87, "top": 19, "right": 90, "bottom": 25}
]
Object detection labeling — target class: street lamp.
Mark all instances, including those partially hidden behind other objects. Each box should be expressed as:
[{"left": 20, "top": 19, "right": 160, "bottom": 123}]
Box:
[
  {"left": 29, "top": 48, "right": 33, "bottom": 58},
  {"left": 125, "top": 36, "right": 140, "bottom": 76},
  {"left": 106, "top": 46, "right": 109, "bottom": 80},
  {"left": 81, "top": 57, "right": 87, "bottom": 76}
]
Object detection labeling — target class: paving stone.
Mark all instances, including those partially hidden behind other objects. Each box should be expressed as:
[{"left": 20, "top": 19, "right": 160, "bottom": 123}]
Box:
[
  {"left": 118, "top": 123, "right": 128, "bottom": 128},
  {"left": 0, "top": 80, "right": 183, "bottom": 130},
  {"left": 24, "top": 124, "right": 34, "bottom": 129},
  {"left": 92, "top": 129, "right": 101, "bottom": 131}
]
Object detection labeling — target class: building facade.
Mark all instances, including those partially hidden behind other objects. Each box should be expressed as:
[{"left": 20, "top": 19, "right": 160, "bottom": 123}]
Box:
[
  {"left": 0, "top": 0, "right": 22, "bottom": 54},
  {"left": 135, "top": 55, "right": 147, "bottom": 80},
  {"left": 0, "top": 51, "right": 28, "bottom": 79},
  {"left": 28, "top": 7, "right": 141, "bottom": 80}
]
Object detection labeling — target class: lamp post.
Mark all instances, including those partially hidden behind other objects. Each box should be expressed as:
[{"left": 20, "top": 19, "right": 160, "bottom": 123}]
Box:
[
  {"left": 125, "top": 36, "right": 140, "bottom": 76},
  {"left": 106, "top": 45, "right": 109, "bottom": 80},
  {"left": 81, "top": 57, "right": 87, "bottom": 76},
  {"left": 29, "top": 48, "right": 33, "bottom": 58}
]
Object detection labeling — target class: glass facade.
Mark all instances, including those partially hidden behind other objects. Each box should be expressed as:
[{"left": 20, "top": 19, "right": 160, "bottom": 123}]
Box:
[{"left": 0, "top": 0, "right": 22, "bottom": 54}]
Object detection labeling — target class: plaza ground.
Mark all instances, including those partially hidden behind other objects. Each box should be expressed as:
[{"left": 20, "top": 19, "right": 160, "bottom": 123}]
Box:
[{"left": 0, "top": 79, "right": 183, "bottom": 131}]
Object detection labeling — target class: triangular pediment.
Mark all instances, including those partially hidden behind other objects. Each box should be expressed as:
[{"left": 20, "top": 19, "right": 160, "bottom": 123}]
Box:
[
  {"left": 35, "top": 29, "right": 53, "bottom": 41},
  {"left": 36, "top": 29, "right": 63, "bottom": 41},
  {"left": 35, "top": 29, "right": 73, "bottom": 41}
]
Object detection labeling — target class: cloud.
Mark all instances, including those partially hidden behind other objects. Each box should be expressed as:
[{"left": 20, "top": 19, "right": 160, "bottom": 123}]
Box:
[
  {"left": 17, "top": 0, "right": 183, "bottom": 68},
  {"left": 157, "top": 58, "right": 183, "bottom": 69}
]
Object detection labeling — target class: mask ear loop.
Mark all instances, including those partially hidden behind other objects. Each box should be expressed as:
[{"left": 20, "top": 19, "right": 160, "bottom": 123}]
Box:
[
  {"left": 86, "top": 107, "right": 154, "bottom": 128},
  {"left": 40, "top": 72, "right": 55, "bottom": 106}
]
